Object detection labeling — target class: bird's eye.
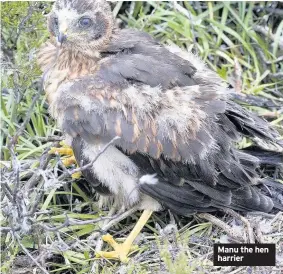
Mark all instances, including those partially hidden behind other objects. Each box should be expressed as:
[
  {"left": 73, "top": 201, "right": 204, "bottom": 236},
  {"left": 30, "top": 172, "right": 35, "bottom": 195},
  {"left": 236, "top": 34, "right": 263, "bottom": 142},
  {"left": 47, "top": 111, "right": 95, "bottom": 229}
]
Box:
[{"left": 79, "top": 17, "right": 92, "bottom": 27}]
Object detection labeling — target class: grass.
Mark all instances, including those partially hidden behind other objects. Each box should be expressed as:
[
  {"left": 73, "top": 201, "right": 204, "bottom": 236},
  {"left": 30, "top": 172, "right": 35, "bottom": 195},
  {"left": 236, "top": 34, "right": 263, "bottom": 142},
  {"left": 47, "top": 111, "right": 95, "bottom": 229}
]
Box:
[{"left": 1, "top": 1, "right": 283, "bottom": 274}]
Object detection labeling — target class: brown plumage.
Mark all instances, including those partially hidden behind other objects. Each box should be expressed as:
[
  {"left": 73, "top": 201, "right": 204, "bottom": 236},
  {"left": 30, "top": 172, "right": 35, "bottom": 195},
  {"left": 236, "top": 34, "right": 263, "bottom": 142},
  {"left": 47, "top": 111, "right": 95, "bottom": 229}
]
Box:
[{"left": 38, "top": 0, "right": 283, "bottom": 217}]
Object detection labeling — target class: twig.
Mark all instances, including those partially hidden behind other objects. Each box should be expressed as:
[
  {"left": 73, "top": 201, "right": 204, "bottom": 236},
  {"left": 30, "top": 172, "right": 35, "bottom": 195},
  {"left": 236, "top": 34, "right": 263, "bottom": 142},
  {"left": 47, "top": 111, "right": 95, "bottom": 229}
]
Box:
[
  {"left": 269, "top": 72, "right": 283, "bottom": 79},
  {"left": 38, "top": 212, "right": 125, "bottom": 232},
  {"left": 2, "top": 182, "right": 14, "bottom": 202},
  {"left": 267, "top": 232, "right": 283, "bottom": 237},
  {"left": 224, "top": 209, "right": 255, "bottom": 243},
  {"left": 270, "top": 212, "right": 282, "bottom": 226},
  {"left": 53, "top": 136, "right": 120, "bottom": 182},
  {"left": 198, "top": 213, "right": 244, "bottom": 241},
  {"left": 255, "top": 223, "right": 265, "bottom": 243},
  {"left": 247, "top": 211, "right": 275, "bottom": 218},
  {"left": 37, "top": 136, "right": 64, "bottom": 143},
  {"left": 100, "top": 205, "right": 139, "bottom": 233},
  {"left": 14, "top": 232, "right": 49, "bottom": 274},
  {"left": 29, "top": 185, "right": 45, "bottom": 216},
  {"left": 253, "top": 6, "right": 283, "bottom": 17},
  {"left": 262, "top": 55, "right": 283, "bottom": 65},
  {"left": 24, "top": 210, "right": 52, "bottom": 217},
  {"left": 14, "top": 5, "right": 34, "bottom": 46},
  {"left": 68, "top": 136, "right": 120, "bottom": 175},
  {"left": 24, "top": 144, "right": 57, "bottom": 194},
  {"left": 254, "top": 45, "right": 283, "bottom": 70},
  {"left": 253, "top": 25, "right": 283, "bottom": 48},
  {"left": 7, "top": 141, "right": 21, "bottom": 208},
  {"left": 0, "top": 227, "right": 13, "bottom": 232},
  {"left": 229, "top": 267, "right": 246, "bottom": 274}
]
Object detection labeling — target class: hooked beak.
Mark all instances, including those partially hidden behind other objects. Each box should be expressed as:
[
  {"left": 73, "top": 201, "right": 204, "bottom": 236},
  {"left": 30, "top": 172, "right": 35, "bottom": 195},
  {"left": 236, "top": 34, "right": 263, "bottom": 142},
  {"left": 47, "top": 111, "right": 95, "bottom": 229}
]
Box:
[{"left": 57, "top": 32, "right": 67, "bottom": 46}]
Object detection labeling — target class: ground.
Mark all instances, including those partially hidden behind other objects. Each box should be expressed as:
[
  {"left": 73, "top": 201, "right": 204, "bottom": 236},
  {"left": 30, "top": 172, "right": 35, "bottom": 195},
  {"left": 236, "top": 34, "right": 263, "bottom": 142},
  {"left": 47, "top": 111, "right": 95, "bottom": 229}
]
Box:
[{"left": 1, "top": 1, "right": 283, "bottom": 274}]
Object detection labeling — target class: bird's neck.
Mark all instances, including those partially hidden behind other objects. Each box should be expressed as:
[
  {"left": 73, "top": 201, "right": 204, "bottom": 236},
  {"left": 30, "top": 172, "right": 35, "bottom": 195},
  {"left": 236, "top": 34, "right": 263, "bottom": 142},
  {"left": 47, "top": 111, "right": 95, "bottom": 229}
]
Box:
[
  {"left": 37, "top": 40, "right": 100, "bottom": 73},
  {"left": 56, "top": 47, "right": 100, "bottom": 73},
  {"left": 38, "top": 41, "right": 100, "bottom": 108}
]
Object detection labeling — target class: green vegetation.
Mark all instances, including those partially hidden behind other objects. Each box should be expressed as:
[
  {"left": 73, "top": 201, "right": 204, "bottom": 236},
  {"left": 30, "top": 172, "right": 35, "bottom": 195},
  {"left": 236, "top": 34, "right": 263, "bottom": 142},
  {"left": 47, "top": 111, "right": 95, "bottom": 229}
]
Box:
[{"left": 1, "top": 1, "right": 282, "bottom": 273}]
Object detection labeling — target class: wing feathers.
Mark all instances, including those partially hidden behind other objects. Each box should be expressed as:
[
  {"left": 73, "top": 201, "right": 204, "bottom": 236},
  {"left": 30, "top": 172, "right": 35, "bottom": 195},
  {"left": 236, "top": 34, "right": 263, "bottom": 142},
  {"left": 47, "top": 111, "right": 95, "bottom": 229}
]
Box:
[
  {"left": 47, "top": 28, "right": 282, "bottom": 214},
  {"left": 56, "top": 74, "right": 226, "bottom": 162}
]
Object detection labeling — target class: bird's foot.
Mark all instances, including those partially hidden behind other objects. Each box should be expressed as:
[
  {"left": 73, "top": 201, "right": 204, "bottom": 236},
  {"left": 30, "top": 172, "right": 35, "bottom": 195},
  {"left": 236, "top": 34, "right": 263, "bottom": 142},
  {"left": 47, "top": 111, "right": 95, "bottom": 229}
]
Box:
[
  {"left": 49, "top": 141, "right": 81, "bottom": 179},
  {"left": 96, "top": 234, "right": 138, "bottom": 263},
  {"left": 96, "top": 210, "right": 153, "bottom": 263},
  {"left": 49, "top": 141, "right": 73, "bottom": 156}
]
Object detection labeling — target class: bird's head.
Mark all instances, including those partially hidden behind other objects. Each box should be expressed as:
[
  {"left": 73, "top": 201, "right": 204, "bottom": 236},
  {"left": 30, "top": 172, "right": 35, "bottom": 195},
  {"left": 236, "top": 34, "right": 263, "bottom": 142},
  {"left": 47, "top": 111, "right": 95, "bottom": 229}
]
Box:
[{"left": 48, "top": 0, "right": 113, "bottom": 55}]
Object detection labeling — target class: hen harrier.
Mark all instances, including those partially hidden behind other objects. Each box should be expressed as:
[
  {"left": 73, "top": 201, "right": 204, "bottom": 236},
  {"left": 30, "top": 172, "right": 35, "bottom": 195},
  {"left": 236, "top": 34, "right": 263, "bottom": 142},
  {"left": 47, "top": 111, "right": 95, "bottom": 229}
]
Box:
[{"left": 38, "top": 0, "right": 283, "bottom": 262}]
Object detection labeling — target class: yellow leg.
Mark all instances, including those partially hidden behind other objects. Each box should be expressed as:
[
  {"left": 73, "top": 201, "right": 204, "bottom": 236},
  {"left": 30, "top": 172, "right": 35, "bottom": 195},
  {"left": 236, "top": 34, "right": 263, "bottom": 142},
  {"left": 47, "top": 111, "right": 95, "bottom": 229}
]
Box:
[
  {"left": 49, "top": 141, "right": 82, "bottom": 179},
  {"left": 48, "top": 147, "right": 73, "bottom": 155},
  {"left": 71, "top": 170, "right": 82, "bottom": 179},
  {"left": 62, "top": 156, "right": 76, "bottom": 166},
  {"left": 96, "top": 210, "right": 153, "bottom": 263},
  {"left": 48, "top": 141, "right": 74, "bottom": 156}
]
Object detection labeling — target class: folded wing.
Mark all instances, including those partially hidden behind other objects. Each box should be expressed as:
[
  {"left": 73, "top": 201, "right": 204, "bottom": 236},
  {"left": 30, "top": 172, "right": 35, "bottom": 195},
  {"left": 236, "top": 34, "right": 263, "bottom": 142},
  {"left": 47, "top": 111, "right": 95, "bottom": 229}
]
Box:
[{"left": 53, "top": 30, "right": 282, "bottom": 213}]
